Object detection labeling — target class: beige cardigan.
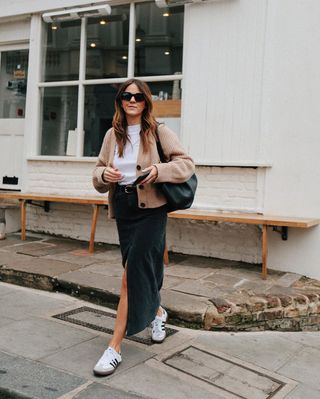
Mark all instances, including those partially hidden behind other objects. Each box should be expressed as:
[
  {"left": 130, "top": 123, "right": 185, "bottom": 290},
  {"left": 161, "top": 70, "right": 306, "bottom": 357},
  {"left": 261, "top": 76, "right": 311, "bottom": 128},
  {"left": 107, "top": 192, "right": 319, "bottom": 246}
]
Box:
[{"left": 92, "top": 124, "right": 195, "bottom": 218}]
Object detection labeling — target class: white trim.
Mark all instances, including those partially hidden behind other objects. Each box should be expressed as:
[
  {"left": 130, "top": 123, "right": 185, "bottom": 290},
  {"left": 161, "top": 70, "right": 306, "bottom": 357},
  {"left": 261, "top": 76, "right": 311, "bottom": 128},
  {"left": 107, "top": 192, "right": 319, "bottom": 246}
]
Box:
[
  {"left": 27, "top": 156, "right": 97, "bottom": 163},
  {"left": 38, "top": 81, "right": 79, "bottom": 87},
  {"left": 0, "top": 42, "right": 29, "bottom": 51},
  {"left": 127, "top": 2, "right": 136, "bottom": 78},
  {"left": 26, "top": 155, "right": 272, "bottom": 168},
  {"left": 76, "top": 17, "right": 87, "bottom": 157},
  {"left": 38, "top": 74, "right": 183, "bottom": 87},
  {"left": 195, "top": 161, "right": 272, "bottom": 168}
]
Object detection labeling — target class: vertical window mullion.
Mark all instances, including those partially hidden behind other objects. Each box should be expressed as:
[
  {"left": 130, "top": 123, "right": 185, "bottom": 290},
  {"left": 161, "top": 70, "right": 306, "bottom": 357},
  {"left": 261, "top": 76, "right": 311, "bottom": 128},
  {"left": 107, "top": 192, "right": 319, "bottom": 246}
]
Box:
[
  {"left": 127, "top": 2, "right": 136, "bottom": 78},
  {"left": 76, "top": 17, "right": 87, "bottom": 157}
]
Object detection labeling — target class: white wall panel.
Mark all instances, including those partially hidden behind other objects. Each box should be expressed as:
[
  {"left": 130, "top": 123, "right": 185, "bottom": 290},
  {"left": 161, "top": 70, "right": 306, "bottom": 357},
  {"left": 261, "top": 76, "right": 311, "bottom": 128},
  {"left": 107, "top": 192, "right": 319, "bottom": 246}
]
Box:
[
  {"left": 182, "top": 0, "right": 267, "bottom": 164},
  {"left": 0, "top": 18, "right": 30, "bottom": 43}
]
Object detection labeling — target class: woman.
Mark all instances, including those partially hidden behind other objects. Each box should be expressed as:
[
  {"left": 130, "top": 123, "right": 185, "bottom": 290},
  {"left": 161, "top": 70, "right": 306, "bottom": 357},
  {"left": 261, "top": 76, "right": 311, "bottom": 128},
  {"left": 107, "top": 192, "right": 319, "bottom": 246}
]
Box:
[{"left": 92, "top": 78, "right": 195, "bottom": 376}]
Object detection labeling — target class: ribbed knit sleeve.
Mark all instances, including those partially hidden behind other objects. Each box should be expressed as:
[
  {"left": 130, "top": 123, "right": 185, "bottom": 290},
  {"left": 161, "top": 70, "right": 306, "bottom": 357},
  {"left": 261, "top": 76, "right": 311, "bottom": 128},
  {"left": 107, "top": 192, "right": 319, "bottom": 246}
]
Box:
[
  {"left": 153, "top": 124, "right": 195, "bottom": 184},
  {"left": 92, "top": 129, "right": 112, "bottom": 193}
]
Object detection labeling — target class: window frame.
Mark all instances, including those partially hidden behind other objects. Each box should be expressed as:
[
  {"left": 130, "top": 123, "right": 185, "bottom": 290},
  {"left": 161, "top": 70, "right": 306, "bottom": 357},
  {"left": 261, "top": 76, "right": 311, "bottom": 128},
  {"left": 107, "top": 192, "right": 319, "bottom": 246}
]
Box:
[{"left": 37, "top": 1, "right": 183, "bottom": 158}]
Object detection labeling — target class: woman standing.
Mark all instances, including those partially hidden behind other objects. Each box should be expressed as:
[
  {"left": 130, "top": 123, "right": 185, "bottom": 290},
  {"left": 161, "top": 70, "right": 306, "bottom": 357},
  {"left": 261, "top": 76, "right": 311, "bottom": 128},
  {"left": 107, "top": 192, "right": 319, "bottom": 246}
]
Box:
[{"left": 92, "top": 79, "right": 195, "bottom": 376}]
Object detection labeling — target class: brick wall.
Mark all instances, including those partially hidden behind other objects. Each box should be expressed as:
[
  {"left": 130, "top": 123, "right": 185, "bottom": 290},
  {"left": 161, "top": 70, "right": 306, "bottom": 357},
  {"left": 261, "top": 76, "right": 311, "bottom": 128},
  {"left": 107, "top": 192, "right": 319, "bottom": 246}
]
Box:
[{"left": 24, "top": 160, "right": 265, "bottom": 263}]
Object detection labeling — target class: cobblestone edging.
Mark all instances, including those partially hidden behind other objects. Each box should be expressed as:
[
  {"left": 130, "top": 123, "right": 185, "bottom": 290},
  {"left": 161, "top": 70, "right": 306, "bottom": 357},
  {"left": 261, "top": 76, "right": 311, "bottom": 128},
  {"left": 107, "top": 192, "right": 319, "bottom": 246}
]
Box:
[{"left": 204, "top": 286, "right": 320, "bottom": 332}]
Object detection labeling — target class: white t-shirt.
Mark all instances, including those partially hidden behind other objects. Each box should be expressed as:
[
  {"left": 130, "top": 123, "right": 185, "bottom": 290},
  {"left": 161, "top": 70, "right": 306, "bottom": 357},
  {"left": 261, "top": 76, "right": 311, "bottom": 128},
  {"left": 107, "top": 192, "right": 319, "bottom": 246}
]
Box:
[{"left": 113, "top": 124, "right": 141, "bottom": 186}]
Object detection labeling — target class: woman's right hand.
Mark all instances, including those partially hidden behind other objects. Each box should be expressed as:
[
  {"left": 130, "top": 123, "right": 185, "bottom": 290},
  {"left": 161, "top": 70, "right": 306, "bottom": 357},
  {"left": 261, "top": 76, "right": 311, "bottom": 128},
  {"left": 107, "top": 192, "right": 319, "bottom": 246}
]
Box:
[{"left": 102, "top": 166, "right": 123, "bottom": 183}]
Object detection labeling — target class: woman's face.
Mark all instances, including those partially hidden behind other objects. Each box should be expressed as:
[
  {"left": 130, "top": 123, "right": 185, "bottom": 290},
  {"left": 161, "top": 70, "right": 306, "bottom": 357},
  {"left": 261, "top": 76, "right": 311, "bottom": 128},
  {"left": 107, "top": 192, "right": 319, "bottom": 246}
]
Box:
[{"left": 121, "top": 83, "right": 146, "bottom": 120}]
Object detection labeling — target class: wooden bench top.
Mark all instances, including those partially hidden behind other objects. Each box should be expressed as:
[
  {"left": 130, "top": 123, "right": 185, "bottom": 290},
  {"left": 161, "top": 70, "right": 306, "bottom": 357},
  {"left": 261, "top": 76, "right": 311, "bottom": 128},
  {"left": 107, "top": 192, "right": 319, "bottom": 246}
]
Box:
[
  {"left": 168, "top": 209, "right": 320, "bottom": 228},
  {"left": 0, "top": 192, "right": 108, "bottom": 206}
]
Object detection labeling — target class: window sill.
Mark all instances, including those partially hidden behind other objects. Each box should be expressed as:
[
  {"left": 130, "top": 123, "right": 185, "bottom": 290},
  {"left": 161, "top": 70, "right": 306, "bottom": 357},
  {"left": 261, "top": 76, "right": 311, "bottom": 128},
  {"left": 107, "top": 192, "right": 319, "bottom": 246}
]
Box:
[
  {"left": 195, "top": 161, "right": 272, "bottom": 168},
  {"left": 27, "top": 156, "right": 98, "bottom": 163}
]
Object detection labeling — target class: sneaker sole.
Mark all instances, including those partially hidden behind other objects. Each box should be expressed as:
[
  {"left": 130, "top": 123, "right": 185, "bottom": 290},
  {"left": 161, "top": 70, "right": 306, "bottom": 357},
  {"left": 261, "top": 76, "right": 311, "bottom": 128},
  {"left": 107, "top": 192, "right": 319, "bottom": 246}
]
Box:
[{"left": 93, "top": 363, "right": 121, "bottom": 377}]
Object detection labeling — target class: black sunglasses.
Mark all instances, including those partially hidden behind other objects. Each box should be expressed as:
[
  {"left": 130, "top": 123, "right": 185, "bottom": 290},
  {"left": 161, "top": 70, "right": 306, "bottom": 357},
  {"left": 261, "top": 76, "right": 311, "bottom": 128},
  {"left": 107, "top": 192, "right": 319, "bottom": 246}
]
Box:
[{"left": 121, "top": 92, "right": 145, "bottom": 102}]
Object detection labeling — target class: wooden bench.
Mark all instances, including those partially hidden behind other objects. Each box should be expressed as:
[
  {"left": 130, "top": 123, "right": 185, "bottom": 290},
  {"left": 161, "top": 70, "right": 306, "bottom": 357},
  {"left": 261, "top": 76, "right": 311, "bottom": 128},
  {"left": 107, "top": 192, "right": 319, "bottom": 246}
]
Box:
[
  {"left": 167, "top": 209, "right": 320, "bottom": 279},
  {"left": 0, "top": 192, "right": 108, "bottom": 253}
]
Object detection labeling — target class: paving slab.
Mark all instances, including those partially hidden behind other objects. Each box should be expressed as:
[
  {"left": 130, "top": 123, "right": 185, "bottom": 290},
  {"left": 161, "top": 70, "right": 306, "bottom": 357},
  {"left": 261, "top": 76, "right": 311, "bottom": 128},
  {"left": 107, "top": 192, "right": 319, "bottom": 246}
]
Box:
[
  {"left": 0, "top": 236, "right": 40, "bottom": 248},
  {"left": 165, "top": 264, "right": 214, "bottom": 280},
  {"left": 0, "top": 289, "right": 79, "bottom": 320},
  {"left": 162, "top": 275, "right": 190, "bottom": 290},
  {"left": 0, "top": 351, "right": 86, "bottom": 399},
  {"left": 277, "top": 346, "right": 320, "bottom": 390},
  {"left": 194, "top": 331, "right": 304, "bottom": 371},
  {"left": 278, "top": 331, "right": 320, "bottom": 349},
  {"left": 40, "top": 335, "right": 155, "bottom": 381},
  {"left": 284, "top": 384, "right": 320, "bottom": 399},
  {"left": 74, "top": 382, "right": 150, "bottom": 399},
  {"left": 171, "top": 279, "right": 218, "bottom": 298},
  {"left": 0, "top": 251, "right": 34, "bottom": 267},
  {"left": 57, "top": 270, "right": 122, "bottom": 296},
  {"left": 161, "top": 289, "right": 209, "bottom": 324},
  {"left": 165, "top": 346, "right": 281, "bottom": 399},
  {"left": 108, "top": 360, "right": 226, "bottom": 399},
  {"left": 0, "top": 256, "right": 84, "bottom": 277},
  {"left": 0, "top": 317, "right": 97, "bottom": 359},
  {"left": 82, "top": 262, "right": 123, "bottom": 277},
  {"left": 44, "top": 252, "right": 99, "bottom": 267}
]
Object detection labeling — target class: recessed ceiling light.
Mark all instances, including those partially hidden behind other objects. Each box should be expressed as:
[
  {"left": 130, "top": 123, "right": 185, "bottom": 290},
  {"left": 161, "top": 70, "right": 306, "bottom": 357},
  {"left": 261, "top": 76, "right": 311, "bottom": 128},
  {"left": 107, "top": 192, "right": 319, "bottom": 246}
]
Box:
[
  {"left": 136, "top": 38, "right": 142, "bottom": 42},
  {"left": 100, "top": 19, "right": 107, "bottom": 25},
  {"left": 90, "top": 43, "right": 96, "bottom": 48},
  {"left": 51, "top": 24, "right": 58, "bottom": 30},
  {"left": 122, "top": 55, "right": 128, "bottom": 60},
  {"left": 164, "top": 51, "right": 170, "bottom": 55},
  {"left": 163, "top": 12, "right": 170, "bottom": 17}
]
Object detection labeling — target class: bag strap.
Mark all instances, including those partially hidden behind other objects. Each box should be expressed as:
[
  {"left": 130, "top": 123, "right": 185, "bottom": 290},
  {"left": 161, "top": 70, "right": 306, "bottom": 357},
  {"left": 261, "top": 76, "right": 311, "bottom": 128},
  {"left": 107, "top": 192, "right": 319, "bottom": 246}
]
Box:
[{"left": 155, "top": 125, "right": 167, "bottom": 163}]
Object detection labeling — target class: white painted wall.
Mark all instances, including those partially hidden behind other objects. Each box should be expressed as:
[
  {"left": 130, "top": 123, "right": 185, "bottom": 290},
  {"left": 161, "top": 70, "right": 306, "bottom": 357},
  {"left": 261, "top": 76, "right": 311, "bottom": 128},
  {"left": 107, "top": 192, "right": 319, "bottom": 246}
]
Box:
[
  {"left": 182, "top": 0, "right": 268, "bottom": 165},
  {"left": 0, "top": 17, "right": 30, "bottom": 43},
  {"left": 260, "top": 0, "right": 320, "bottom": 278}
]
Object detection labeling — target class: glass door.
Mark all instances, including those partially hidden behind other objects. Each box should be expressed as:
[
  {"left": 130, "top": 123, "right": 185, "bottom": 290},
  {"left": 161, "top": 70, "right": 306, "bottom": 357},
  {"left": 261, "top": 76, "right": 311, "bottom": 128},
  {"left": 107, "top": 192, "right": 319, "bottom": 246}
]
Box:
[{"left": 0, "top": 48, "right": 29, "bottom": 190}]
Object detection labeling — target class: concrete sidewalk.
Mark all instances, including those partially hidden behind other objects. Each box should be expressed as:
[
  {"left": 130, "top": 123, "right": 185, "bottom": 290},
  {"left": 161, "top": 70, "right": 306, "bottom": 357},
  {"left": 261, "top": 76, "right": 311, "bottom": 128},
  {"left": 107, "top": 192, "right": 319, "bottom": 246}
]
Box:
[
  {"left": 0, "top": 281, "right": 319, "bottom": 398},
  {"left": 0, "top": 233, "right": 319, "bottom": 332}
]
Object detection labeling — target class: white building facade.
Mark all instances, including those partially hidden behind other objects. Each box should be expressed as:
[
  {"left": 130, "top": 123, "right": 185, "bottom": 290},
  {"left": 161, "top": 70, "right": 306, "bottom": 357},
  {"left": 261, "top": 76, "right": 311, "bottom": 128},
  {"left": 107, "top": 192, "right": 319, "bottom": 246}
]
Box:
[{"left": 0, "top": 0, "right": 319, "bottom": 278}]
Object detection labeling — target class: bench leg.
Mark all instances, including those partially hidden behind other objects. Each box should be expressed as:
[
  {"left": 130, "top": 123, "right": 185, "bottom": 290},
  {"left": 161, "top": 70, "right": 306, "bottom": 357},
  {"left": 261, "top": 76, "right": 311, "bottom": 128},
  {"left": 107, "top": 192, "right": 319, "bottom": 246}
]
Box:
[
  {"left": 20, "top": 200, "right": 26, "bottom": 241},
  {"left": 89, "top": 205, "right": 99, "bottom": 253},
  {"left": 262, "top": 224, "right": 268, "bottom": 279},
  {"left": 164, "top": 242, "right": 169, "bottom": 266}
]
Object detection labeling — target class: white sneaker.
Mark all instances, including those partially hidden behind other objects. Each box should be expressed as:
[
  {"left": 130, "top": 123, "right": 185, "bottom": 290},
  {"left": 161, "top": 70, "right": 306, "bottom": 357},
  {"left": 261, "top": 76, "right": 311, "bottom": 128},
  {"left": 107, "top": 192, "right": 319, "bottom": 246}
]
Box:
[
  {"left": 151, "top": 307, "right": 168, "bottom": 343},
  {"left": 93, "top": 346, "right": 122, "bottom": 376}
]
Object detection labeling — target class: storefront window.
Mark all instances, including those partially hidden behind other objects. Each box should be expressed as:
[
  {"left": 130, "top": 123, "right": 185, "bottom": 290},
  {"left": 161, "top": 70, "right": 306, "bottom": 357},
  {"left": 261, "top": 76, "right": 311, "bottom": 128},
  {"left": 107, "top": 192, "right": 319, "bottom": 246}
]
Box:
[
  {"left": 0, "top": 50, "right": 29, "bottom": 118},
  {"left": 84, "top": 83, "right": 119, "bottom": 156},
  {"left": 40, "top": 86, "right": 78, "bottom": 155},
  {"left": 43, "top": 21, "right": 81, "bottom": 82},
  {"left": 135, "top": 3, "right": 183, "bottom": 76},
  {"left": 86, "top": 6, "right": 130, "bottom": 80},
  {"left": 39, "top": 2, "right": 184, "bottom": 157}
]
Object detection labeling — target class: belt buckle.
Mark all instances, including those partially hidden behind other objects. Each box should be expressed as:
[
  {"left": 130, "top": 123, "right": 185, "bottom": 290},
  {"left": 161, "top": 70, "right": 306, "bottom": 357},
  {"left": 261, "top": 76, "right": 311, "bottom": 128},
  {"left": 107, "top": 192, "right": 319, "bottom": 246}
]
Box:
[{"left": 124, "top": 185, "right": 134, "bottom": 194}]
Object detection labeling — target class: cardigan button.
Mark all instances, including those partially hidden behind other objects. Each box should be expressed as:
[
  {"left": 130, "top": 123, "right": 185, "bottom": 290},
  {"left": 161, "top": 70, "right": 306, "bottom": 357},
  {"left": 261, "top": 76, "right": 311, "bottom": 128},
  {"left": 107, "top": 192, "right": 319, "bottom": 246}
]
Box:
[
  {"left": 140, "top": 202, "right": 146, "bottom": 207},
  {"left": 136, "top": 165, "right": 141, "bottom": 170},
  {"left": 138, "top": 185, "right": 144, "bottom": 190}
]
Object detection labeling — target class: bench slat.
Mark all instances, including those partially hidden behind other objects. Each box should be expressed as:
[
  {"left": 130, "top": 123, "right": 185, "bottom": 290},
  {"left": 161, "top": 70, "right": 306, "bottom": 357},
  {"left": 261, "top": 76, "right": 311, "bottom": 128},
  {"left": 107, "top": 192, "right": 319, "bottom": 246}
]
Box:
[
  {"left": 169, "top": 209, "right": 320, "bottom": 228},
  {"left": 0, "top": 192, "right": 108, "bottom": 206}
]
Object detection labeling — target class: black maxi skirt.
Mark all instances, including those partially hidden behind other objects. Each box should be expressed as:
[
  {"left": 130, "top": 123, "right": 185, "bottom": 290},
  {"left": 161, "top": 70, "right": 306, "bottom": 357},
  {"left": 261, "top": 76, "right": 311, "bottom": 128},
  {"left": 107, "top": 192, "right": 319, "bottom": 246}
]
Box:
[{"left": 114, "top": 185, "right": 167, "bottom": 336}]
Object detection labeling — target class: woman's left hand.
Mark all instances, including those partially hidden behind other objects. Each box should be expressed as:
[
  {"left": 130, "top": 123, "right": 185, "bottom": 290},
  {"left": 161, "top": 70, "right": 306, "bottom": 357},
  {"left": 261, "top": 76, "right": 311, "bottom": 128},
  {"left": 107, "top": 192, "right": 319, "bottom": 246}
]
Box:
[{"left": 140, "top": 166, "right": 158, "bottom": 184}]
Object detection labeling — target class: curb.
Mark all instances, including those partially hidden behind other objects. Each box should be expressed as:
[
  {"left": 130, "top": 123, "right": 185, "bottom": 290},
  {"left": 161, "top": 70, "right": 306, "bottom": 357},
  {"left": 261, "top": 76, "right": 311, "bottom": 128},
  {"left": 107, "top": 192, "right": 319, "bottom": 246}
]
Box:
[{"left": 0, "top": 267, "right": 319, "bottom": 332}]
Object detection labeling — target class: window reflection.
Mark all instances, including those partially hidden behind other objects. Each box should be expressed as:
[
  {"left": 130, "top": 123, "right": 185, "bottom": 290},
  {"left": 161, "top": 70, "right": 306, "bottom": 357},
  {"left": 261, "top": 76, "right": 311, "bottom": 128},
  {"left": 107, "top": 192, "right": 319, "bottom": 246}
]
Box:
[
  {"left": 40, "top": 86, "right": 78, "bottom": 155},
  {"left": 84, "top": 83, "right": 120, "bottom": 156},
  {"left": 86, "top": 6, "right": 130, "bottom": 79},
  {"left": 135, "top": 3, "right": 183, "bottom": 76},
  {"left": 43, "top": 21, "right": 81, "bottom": 82},
  {"left": 0, "top": 50, "right": 29, "bottom": 118}
]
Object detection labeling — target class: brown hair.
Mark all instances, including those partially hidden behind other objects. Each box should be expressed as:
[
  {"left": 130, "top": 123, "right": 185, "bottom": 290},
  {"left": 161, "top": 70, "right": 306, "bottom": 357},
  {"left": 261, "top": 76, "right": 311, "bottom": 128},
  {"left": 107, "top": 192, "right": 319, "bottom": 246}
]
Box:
[{"left": 112, "top": 79, "right": 158, "bottom": 157}]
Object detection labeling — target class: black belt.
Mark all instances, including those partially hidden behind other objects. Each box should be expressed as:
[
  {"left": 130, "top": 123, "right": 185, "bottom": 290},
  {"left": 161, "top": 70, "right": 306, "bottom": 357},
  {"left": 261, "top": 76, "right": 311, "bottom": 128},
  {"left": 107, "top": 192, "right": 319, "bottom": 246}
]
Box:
[{"left": 116, "top": 184, "right": 137, "bottom": 194}]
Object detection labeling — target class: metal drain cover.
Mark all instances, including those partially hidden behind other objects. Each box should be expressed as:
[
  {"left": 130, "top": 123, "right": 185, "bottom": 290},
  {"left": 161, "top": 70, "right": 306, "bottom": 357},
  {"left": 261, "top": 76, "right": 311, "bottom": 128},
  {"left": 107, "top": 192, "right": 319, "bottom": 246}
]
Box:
[
  {"left": 53, "top": 306, "right": 178, "bottom": 345},
  {"left": 163, "top": 346, "right": 296, "bottom": 399}
]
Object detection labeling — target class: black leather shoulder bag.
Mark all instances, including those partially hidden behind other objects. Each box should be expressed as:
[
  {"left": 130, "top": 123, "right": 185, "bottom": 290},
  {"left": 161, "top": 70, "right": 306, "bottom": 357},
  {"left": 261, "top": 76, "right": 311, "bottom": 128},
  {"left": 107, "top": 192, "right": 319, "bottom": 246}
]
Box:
[{"left": 155, "top": 128, "right": 197, "bottom": 212}]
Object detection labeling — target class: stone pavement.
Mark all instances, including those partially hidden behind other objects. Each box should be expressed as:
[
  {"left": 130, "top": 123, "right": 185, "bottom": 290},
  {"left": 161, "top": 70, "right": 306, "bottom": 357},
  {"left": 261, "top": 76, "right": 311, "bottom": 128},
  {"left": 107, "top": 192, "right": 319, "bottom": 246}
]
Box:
[
  {"left": 0, "top": 281, "right": 319, "bottom": 399},
  {"left": 0, "top": 233, "right": 319, "bottom": 333}
]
